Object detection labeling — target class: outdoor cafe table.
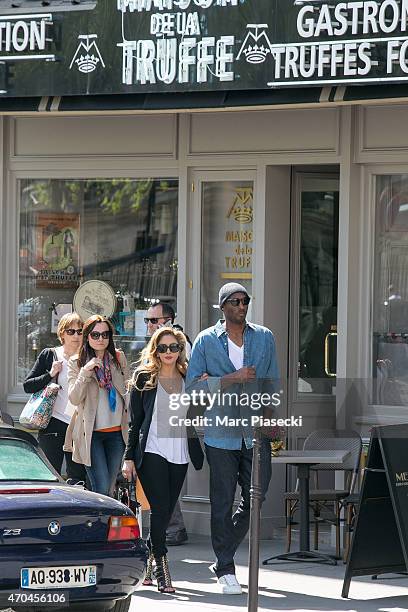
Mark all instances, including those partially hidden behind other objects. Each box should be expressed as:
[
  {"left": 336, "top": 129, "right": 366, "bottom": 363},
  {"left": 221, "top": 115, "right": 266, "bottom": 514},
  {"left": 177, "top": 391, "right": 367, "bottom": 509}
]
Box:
[{"left": 263, "top": 449, "right": 351, "bottom": 566}]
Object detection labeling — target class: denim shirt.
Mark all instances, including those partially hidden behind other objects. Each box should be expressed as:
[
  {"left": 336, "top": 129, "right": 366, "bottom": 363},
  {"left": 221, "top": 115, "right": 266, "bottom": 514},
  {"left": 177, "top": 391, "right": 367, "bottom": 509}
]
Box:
[{"left": 186, "top": 320, "right": 280, "bottom": 450}]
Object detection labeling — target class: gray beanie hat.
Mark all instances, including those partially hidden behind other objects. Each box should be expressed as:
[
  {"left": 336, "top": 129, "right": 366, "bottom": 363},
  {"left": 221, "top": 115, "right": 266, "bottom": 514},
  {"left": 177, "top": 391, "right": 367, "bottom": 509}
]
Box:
[{"left": 219, "top": 282, "right": 249, "bottom": 308}]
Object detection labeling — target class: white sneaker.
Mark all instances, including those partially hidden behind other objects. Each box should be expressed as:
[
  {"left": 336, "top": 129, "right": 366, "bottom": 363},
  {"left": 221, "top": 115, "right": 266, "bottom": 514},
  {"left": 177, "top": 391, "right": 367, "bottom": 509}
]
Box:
[{"left": 218, "top": 574, "right": 242, "bottom": 595}]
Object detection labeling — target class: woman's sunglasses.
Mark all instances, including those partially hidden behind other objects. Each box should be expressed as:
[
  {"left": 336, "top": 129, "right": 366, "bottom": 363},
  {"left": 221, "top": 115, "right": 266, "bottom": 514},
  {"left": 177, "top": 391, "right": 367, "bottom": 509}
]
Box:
[
  {"left": 65, "top": 329, "right": 83, "bottom": 336},
  {"left": 89, "top": 330, "right": 111, "bottom": 340},
  {"left": 156, "top": 343, "right": 181, "bottom": 354}
]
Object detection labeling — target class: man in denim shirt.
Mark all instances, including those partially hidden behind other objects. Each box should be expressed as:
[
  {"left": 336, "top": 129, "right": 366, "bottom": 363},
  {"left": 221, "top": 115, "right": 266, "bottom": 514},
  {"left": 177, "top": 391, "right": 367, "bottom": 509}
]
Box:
[{"left": 186, "top": 283, "right": 279, "bottom": 594}]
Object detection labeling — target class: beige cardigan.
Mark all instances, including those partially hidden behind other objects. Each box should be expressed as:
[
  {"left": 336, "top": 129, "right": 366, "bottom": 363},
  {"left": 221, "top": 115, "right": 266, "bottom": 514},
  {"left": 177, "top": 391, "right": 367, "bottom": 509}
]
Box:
[{"left": 64, "top": 351, "right": 129, "bottom": 467}]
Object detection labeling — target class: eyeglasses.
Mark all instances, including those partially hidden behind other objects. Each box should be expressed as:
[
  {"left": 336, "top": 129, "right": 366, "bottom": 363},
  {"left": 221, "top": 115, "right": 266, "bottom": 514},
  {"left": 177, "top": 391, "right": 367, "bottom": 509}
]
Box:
[
  {"left": 65, "top": 328, "right": 83, "bottom": 336},
  {"left": 89, "top": 330, "right": 111, "bottom": 340},
  {"left": 225, "top": 297, "right": 251, "bottom": 307},
  {"left": 144, "top": 317, "right": 171, "bottom": 325},
  {"left": 156, "top": 343, "right": 181, "bottom": 354}
]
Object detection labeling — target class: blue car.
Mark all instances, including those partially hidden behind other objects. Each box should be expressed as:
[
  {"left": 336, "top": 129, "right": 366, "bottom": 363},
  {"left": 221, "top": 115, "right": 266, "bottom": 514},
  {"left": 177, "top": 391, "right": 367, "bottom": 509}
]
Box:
[{"left": 0, "top": 425, "right": 147, "bottom": 612}]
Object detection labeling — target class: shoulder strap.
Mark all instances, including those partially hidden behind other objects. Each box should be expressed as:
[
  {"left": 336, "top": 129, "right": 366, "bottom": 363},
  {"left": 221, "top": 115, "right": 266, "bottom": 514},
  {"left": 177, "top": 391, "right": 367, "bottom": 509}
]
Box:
[
  {"left": 115, "top": 349, "right": 124, "bottom": 375},
  {"left": 51, "top": 348, "right": 59, "bottom": 384}
]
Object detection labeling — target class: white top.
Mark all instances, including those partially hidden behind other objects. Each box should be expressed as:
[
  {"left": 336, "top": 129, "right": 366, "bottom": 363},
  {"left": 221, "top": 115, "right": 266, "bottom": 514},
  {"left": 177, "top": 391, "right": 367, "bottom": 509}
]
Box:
[
  {"left": 145, "top": 381, "right": 189, "bottom": 464},
  {"left": 94, "top": 388, "right": 124, "bottom": 431},
  {"left": 228, "top": 338, "right": 244, "bottom": 370},
  {"left": 52, "top": 346, "right": 75, "bottom": 425}
]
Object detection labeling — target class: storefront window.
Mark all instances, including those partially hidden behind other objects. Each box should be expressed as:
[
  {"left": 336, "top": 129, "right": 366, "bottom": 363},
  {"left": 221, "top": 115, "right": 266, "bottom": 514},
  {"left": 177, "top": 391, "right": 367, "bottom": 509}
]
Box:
[
  {"left": 297, "top": 176, "right": 339, "bottom": 394},
  {"left": 18, "top": 178, "right": 178, "bottom": 382},
  {"left": 373, "top": 174, "right": 408, "bottom": 406},
  {"left": 201, "top": 181, "right": 253, "bottom": 329}
]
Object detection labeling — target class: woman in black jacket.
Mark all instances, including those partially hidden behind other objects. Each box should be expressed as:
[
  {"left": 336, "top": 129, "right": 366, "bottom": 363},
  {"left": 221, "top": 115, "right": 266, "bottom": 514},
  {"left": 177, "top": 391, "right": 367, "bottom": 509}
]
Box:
[
  {"left": 122, "top": 326, "right": 203, "bottom": 593},
  {"left": 23, "top": 312, "right": 86, "bottom": 484}
]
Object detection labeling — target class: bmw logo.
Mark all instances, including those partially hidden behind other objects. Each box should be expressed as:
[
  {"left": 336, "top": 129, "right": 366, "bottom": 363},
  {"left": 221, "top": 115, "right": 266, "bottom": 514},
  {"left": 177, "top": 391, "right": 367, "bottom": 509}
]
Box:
[{"left": 48, "top": 521, "right": 61, "bottom": 536}]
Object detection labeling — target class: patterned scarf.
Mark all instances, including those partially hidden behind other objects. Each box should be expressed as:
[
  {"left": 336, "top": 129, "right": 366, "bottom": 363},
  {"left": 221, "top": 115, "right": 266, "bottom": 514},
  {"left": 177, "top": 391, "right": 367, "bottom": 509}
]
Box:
[{"left": 94, "top": 352, "right": 116, "bottom": 412}]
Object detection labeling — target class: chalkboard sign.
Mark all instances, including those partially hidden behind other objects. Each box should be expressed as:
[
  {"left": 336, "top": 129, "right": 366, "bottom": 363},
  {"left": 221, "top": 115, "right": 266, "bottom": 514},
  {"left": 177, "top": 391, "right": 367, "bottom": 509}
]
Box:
[{"left": 342, "top": 423, "right": 408, "bottom": 598}]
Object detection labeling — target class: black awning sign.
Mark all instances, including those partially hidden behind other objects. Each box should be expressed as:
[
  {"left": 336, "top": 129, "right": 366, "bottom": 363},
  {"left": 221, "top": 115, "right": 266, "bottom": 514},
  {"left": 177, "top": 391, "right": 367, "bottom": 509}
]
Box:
[{"left": 3, "top": 0, "right": 408, "bottom": 96}]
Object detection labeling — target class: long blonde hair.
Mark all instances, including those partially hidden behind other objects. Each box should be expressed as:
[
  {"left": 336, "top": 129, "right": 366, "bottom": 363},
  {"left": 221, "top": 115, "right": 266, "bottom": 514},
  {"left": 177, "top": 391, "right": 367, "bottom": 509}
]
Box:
[{"left": 130, "top": 327, "right": 188, "bottom": 391}]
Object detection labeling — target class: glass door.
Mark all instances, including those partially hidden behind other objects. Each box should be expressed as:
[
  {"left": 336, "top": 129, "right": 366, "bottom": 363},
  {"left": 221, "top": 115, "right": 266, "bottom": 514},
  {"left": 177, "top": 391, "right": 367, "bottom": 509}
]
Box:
[
  {"left": 289, "top": 172, "right": 339, "bottom": 443},
  {"left": 297, "top": 175, "right": 339, "bottom": 396}
]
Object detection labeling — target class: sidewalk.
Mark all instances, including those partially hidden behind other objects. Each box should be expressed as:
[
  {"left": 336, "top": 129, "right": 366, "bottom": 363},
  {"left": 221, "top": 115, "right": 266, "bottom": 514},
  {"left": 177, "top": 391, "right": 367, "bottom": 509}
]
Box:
[{"left": 130, "top": 533, "right": 408, "bottom": 612}]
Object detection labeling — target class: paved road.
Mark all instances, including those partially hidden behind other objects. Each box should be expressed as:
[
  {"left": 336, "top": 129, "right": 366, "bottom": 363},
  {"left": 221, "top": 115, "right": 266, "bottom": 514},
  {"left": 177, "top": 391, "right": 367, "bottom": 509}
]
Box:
[
  {"left": 3, "top": 535, "right": 408, "bottom": 611},
  {"left": 129, "top": 535, "right": 408, "bottom": 612}
]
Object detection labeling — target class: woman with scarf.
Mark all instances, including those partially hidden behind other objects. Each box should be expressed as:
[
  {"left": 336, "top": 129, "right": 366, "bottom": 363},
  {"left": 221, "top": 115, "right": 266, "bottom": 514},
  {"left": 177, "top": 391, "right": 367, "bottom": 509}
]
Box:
[{"left": 65, "top": 315, "right": 129, "bottom": 496}]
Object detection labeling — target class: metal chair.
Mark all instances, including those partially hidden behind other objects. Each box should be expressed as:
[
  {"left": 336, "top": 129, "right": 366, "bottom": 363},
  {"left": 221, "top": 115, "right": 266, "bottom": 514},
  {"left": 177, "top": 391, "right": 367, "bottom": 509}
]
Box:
[{"left": 284, "top": 429, "right": 362, "bottom": 559}]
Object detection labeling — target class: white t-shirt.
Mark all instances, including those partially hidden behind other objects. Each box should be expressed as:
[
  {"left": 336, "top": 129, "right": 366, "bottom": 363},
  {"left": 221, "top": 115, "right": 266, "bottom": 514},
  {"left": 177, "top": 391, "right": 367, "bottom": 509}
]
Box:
[
  {"left": 227, "top": 338, "right": 244, "bottom": 370},
  {"left": 51, "top": 346, "right": 76, "bottom": 425},
  {"left": 145, "top": 381, "right": 189, "bottom": 464}
]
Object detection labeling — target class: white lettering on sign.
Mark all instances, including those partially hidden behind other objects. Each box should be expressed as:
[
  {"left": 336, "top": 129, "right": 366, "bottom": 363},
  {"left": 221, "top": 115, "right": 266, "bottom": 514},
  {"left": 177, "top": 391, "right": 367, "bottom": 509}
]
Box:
[
  {"left": 296, "top": 0, "right": 408, "bottom": 38},
  {"left": 117, "top": 0, "right": 408, "bottom": 89},
  {"left": 119, "top": 35, "right": 234, "bottom": 84},
  {"left": 117, "top": 0, "right": 238, "bottom": 11},
  {"left": 0, "top": 18, "right": 46, "bottom": 53},
  {"left": 117, "top": 0, "right": 236, "bottom": 85},
  {"left": 266, "top": 0, "right": 408, "bottom": 86},
  {"left": 151, "top": 12, "right": 201, "bottom": 36}
]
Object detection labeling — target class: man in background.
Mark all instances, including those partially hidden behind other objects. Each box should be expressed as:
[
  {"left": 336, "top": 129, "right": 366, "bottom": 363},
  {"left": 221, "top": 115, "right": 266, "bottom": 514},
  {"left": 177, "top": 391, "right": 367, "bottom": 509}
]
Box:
[{"left": 144, "top": 301, "right": 189, "bottom": 546}]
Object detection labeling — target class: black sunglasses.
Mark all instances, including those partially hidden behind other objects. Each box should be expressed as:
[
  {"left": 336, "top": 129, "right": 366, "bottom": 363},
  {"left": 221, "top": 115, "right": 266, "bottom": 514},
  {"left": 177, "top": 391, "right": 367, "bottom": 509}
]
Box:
[
  {"left": 225, "top": 297, "right": 251, "bottom": 307},
  {"left": 156, "top": 343, "right": 181, "bottom": 354},
  {"left": 65, "top": 328, "right": 83, "bottom": 336},
  {"left": 144, "top": 317, "right": 171, "bottom": 325},
  {"left": 89, "top": 330, "right": 111, "bottom": 340}
]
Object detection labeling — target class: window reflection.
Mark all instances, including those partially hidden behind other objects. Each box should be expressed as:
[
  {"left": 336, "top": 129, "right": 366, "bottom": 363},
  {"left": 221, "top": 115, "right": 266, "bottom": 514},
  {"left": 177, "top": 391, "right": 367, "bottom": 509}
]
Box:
[
  {"left": 374, "top": 175, "right": 408, "bottom": 405},
  {"left": 298, "top": 177, "right": 339, "bottom": 394},
  {"left": 18, "top": 178, "right": 178, "bottom": 381},
  {"left": 201, "top": 181, "right": 254, "bottom": 329}
]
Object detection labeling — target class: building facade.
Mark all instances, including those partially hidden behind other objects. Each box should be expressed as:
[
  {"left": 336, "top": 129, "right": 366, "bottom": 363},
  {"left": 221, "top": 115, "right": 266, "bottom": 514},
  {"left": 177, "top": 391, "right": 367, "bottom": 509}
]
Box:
[{"left": 2, "top": 0, "right": 408, "bottom": 534}]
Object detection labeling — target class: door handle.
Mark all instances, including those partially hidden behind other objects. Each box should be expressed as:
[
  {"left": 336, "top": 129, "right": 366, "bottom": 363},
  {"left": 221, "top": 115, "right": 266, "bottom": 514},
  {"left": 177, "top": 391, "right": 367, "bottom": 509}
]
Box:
[{"left": 324, "top": 332, "right": 337, "bottom": 377}]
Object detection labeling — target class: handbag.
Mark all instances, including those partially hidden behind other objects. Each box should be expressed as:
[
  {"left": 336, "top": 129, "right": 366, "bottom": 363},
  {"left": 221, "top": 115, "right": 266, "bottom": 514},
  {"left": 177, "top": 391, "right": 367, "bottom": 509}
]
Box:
[
  {"left": 19, "top": 349, "right": 60, "bottom": 430},
  {"left": 116, "top": 477, "right": 143, "bottom": 515}
]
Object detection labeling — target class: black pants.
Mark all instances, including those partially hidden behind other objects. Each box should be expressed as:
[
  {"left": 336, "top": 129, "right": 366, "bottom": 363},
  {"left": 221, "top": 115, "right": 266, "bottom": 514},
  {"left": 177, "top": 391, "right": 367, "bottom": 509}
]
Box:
[
  {"left": 205, "top": 439, "right": 272, "bottom": 578},
  {"left": 38, "top": 417, "right": 87, "bottom": 483},
  {"left": 137, "top": 452, "right": 188, "bottom": 559}
]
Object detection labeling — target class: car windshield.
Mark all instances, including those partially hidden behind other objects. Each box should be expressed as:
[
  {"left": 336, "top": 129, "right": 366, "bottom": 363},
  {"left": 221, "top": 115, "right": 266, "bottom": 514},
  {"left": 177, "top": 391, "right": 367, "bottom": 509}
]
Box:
[{"left": 0, "top": 438, "right": 58, "bottom": 481}]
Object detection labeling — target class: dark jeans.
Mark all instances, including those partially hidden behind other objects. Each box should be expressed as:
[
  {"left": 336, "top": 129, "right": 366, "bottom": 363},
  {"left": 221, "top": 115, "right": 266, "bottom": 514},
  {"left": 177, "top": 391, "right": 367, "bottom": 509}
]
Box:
[
  {"left": 137, "top": 452, "right": 188, "bottom": 559},
  {"left": 205, "top": 439, "right": 272, "bottom": 578},
  {"left": 86, "top": 430, "right": 125, "bottom": 496},
  {"left": 38, "top": 417, "right": 87, "bottom": 483}
]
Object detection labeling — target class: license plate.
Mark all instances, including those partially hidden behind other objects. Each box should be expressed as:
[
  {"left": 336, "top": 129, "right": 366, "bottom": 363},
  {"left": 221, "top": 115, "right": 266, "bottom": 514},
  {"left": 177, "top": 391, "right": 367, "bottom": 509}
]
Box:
[{"left": 21, "top": 566, "right": 97, "bottom": 589}]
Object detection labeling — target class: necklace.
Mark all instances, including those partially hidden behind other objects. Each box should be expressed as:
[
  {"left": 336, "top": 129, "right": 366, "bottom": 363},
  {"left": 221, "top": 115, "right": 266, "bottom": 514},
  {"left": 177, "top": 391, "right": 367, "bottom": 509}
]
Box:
[{"left": 159, "top": 375, "right": 182, "bottom": 394}]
